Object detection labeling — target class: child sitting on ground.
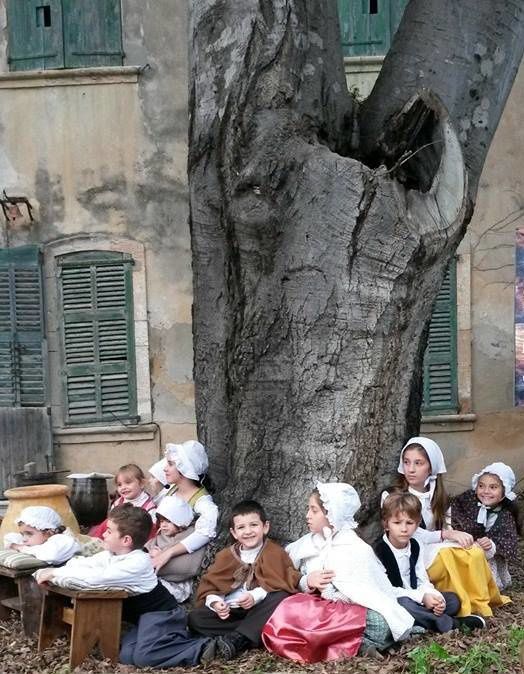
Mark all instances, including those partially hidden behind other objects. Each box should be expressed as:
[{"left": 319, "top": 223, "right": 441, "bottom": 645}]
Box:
[
  {"left": 451, "top": 462, "right": 521, "bottom": 590},
  {"left": 90, "top": 464, "right": 157, "bottom": 539},
  {"left": 145, "top": 494, "right": 206, "bottom": 602},
  {"left": 35, "top": 505, "right": 177, "bottom": 624},
  {"left": 3, "top": 506, "right": 80, "bottom": 565},
  {"left": 188, "top": 499, "right": 300, "bottom": 662},
  {"left": 375, "top": 493, "right": 484, "bottom": 632},
  {"left": 262, "top": 483, "right": 414, "bottom": 663}
]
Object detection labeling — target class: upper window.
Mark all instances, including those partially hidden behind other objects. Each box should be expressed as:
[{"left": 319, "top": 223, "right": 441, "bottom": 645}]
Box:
[
  {"left": 337, "top": 0, "right": 408, "bottom": 57},
  {"left": 57, "top": 250, "right": 137, "bottom": 425},
  {"left": 7, "top": 0, "right": 123, "bottom": 71}
]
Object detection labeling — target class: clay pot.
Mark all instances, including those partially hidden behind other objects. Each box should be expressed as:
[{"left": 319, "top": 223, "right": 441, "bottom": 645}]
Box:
[
  {"left": 69, "top": 478, "right": 109, "bottom": 527},
  {"left": 0, "top": 484, "right": 80, "bottom": 538}
]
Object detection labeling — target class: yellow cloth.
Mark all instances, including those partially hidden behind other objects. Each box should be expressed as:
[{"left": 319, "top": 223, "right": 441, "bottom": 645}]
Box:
[{"left": 427, "top": 545, "right": 510, "bottom": 617}]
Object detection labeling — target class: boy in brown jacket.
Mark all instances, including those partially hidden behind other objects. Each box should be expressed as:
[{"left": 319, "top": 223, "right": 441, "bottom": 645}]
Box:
[{"left": 188, "top": 500, "right": 300, "bottom": 661}]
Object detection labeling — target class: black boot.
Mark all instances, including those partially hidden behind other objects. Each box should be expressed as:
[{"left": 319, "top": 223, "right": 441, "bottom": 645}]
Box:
[{"left": 214, "top": 631, "right": 251, "bottom": 660}]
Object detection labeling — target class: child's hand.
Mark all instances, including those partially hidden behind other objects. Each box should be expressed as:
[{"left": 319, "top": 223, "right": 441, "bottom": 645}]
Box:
[
  {"left": 476, "top": 537, "right": 492, "bottom": 551},
  {"left": 35, "top": 568, "right": 56, "bottom": 585},
  {"left": 237, "top": 592, "right": 255, "bottom": 610},
  {"left": 307, "top": 569, "right": 336, "bottom": 591},
  {"left": 149, "top": 546, "right": 162, "bottom": 558},
  {"left": 444, "top": 529, "right": 474, "bottom": 548},
  {"left": 211, "top": 601, "right": 230, "bottom": 619},
  {"left": 151, "top": 548, "right": 171, "bottom": 571},
  {"left": 422, "top": 593, "right": 445, "bottom": 615},
  {"left": 9, "top": 544, "right": 22, "bottom": 552}
]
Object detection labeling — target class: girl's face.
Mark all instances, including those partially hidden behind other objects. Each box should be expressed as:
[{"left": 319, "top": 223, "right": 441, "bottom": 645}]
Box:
[
  {"left": 402, "top": 447, "right": 432, "bottom": 491},
  {"left": 306, "top": 495, "right": 330, "bottom": 534},
  {"left": 164, "top": 459, "right": 182, "bottom": 485},
  {"left": 476, "top": 473, "right": 504, "bottom": 507},
  {"left": 19, "top": 524, "right": 50, "bottom": 546},
  {"left": 157, "top": 515, "right": 181, "bottom": 537},
  {"left": 116, "top": 472, "right": 143, "bottom": 500},
  {"left": 147, "top": 475, "right": 164, "bottom": 496}
]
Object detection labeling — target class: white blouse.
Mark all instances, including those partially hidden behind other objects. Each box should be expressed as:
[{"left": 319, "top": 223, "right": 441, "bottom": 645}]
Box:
[{"left": 180, "top": 493, "right": 218, "bottom": 554}]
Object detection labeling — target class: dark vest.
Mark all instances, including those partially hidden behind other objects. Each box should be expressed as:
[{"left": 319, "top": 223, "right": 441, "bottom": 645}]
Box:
[{"left": 374, "top": 538, "right": 420, "bottom": 590}]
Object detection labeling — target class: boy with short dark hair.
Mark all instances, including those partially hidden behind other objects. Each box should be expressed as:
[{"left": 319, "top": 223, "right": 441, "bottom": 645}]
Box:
[
  {"left": 36, "top": 504, "right": 177, "bottom": 623},
  {"left": 374, "top": 493, "right": 484, "bottom": 632},
  {"left": 188, "top": 499, "right": 300, "bottom": 661}
]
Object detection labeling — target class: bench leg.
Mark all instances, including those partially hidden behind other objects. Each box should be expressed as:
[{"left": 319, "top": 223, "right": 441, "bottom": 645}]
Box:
[
  {"left": 69, "top": 599, "right": 123, "bottom": 669},
  {"left": 38, "top": 592, "right": 67, "bottom": 652},
  {"left": 0, "top": 576, "right": 17, "bottom": 621},
  {"left": 17, "top": 576, "right": 43, "bottom": 637}
]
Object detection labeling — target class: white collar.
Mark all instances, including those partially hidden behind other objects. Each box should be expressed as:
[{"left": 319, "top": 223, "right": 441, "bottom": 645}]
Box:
[{"left": 383, "top": 533, "right": 410, "bottom": 557}]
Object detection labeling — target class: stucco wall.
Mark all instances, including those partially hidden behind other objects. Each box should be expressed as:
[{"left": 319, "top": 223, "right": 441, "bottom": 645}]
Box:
[{"left": 0, "top": 0, "right": 196, "bottom": 478}]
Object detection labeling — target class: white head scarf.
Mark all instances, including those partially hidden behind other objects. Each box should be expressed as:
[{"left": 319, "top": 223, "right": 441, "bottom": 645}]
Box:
[
  {"left": 472, "top": 462, "right": 517, "bottom": 526},
  {"left": 165, "top": 440, "right": 209, "bottom": 481},
  {"left": 148, "top": 458, "right": 168, "bottom": 485},
  {"left": 316, "top": 482, "right": 361, "bottom": 532},
  {"left": 156, "top": 495, "right": 194, "bottom": 527},
  {"left": 16, "top": 506, "right": 62, "bottom": 531}
]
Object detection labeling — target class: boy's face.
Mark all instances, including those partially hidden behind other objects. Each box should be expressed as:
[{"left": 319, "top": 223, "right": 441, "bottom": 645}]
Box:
[
  {"left": 19, "top": 524, "right": 49, "bottom": 546},
  {"left": 385, "top": 510, "right": 419, "bottom": 549},
  {"left": 157, "top": 515, "right": 181, "bottom": 537},
  {"left": 103, "top": 519, "right": 133, "bottom": 554},
  {"left": 230, "top": 512, "right": 269, "bottom": 550}
]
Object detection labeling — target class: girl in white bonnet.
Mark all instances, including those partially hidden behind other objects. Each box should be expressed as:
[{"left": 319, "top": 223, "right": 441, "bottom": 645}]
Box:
[
  {"left": 451, "top": 462, "right": 521, "bottom": 590},
  {"left": 383, "top": 437, "right": 511, "bottom": 617},
  {"left": 4, "top": 506, "right": 80, "bottom": 564},
  {"left": 262, "top": 482, "right": 414, "bottom": 663},
  {"left": 150, "top": 440, "right": 218, "bottom": 573}
]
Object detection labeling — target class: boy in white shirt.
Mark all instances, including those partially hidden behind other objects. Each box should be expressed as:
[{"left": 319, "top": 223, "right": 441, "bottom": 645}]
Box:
[
  {"left": 374, "top": 493, "right": 485, "bottom": 632},
  {"left": 36, "top": 504, "right": 177, "bottom": 623}
]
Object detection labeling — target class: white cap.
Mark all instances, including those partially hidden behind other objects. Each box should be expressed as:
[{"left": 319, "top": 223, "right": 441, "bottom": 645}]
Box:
[
  {"left": 148, "top": 458, "right": 168, "bottom": 484},
  {"left": 472, "top": 462, "right": 517, "bottom": 501},
  {"left": 316, "top": 482, "right": 361, "bottom": 532},
  {"left": 398, "top": 436, "right": 447, "bottom": 476},
  {"left": 16, "top": 506, "right": 62, "bottom": 531},
  {"left": 165, "top": 440, "right": 208, "bottom": 481},
  {"left": 156, "top": 495, "right": 194, "bottom": 527}
]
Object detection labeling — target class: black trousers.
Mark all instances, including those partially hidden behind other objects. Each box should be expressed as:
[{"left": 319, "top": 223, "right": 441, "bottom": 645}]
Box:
[
  {"left": 123, "top": 581, "right": 178, "bottom": 624},
  {"left": 398, "top": 591, "right": 460, "bottom": 633},
  {"left": 188, "top": 591, "right": 289, "bottom": 645}
]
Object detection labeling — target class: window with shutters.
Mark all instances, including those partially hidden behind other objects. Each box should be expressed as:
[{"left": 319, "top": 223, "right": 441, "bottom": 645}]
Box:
[
  {"left": 57, "top": 250, "right": 137, "bottom": 425},
  {"left": 337, "top": 0, "right": 408, "bottom": 57},
  {"left": 422, "top": 260, "right": 458, "bottom": 415},
  {"left": 0, "top": 245, "right": 46, "bottom": 407},
  {"left": 7, "top": 0, "right": 123, "bottom": 71}
]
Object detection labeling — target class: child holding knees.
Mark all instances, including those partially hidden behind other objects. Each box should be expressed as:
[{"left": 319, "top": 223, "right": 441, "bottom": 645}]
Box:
[
  {"left": 262, "top": 483, "right": 414, "bottom": 663},
  {"left": 145, "top": 494, "right": 206, "bottom": 602},
  {"left": 188, "top": 500, "right": 300, "bottom": 662},
  {"left": 384, "top": 437, "right": 510, "bottom": 617},
  {"left": 375, "top": 493, "right": 484, "bottom": 632},
  {"left": 90, "top": 463, "right": 157, "bottom": 539},
  {"left": 451, "top": 462, "right": 521, "bottom": 590},
  {"left": 35, "top": 505, "right": 177, "bottom": 624},
  {"left": 151, "top": 441, "right": 218, "bottom": 573},
  {"left": 3, "top": 506, "right": 80, "bottom": 564}
]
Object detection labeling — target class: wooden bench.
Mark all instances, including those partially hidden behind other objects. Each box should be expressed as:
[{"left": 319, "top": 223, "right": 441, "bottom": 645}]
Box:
[
  {"left": 0, "top": 566, "right": 42, "bottom": 636},
  {"left": 38, "top": 585, "right": 128, "bottom": 668}
]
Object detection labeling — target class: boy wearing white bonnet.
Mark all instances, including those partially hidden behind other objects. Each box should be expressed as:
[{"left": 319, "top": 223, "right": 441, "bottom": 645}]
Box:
[
  {"left": 451, "top": 462, "right": 521, "bottom": 589},
  {"left": 145, "top": 495, "right": 207, "bottom": 602}
]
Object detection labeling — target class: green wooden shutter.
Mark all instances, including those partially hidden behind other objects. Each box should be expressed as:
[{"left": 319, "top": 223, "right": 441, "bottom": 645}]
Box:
[
  {"left": 58, "top": 251, "right": 137, "bottom": 425},
  {"left": 7, "top": 0, "right": 64, "bottom": 71},
  {"left": 422, "top": 260, "right": 458, "bottom": 415},
  {"left": 0, "top": 246, "right": 46, "bottom": 406},
  {"left": 62, "top": 0, "right": 123, "bottom": 68},
  {"left": 338, "top": 0, "right": 408, "bottom": 57}
]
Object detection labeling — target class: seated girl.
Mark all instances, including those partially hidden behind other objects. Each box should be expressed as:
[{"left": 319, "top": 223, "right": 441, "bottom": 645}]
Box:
[
  {"left": 3, "top": 506, "right": 80, "bottom": 565},
  {"left": 451, "top": 462, "right": 521, "bottom": 590},
  {"left": 146, "top": 495, "right": 206, "bottom": 602},
  {"left": 90, "top": 464, "right": 157, "bottom": 540},
  {"left": 383, "top": 437, "right": 510, "bottom": 617},
  {"left": 262, "top": 483, "right": 414, "bottom": 663},
  {"left": 150, "top": 441, "right": 218, "bottom": 573}
]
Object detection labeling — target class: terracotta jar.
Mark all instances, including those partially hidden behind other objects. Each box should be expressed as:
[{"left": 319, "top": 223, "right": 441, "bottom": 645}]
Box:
[{"left": 0, "top": 484, "right": 80, "bottom": 539}]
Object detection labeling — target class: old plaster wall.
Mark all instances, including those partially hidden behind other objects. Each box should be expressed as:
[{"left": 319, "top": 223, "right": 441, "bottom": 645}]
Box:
[{"left": 0, "top": 0, "right": 196, "bottom": 478}]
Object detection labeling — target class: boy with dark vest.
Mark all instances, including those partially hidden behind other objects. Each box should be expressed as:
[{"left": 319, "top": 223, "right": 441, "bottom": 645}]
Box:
[{"left": 374, "top": 493, "right": 484, "bottom": 632}]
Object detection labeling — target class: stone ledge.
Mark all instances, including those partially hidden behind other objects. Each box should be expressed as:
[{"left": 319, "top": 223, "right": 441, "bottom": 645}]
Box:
[
  {"left": 54, "top": 423, "right": 158, "bottom": 444},
  {"left": 421, "top": 413, "right": 477, "bottom": 433},
  {"left": 0, "top": 65, "right": 145, "bottom": 89}
]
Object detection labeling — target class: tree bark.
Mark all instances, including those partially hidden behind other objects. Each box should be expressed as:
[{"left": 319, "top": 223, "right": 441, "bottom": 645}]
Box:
[{"left": 189, "top": 0, "right": 524, "bottom": 539}]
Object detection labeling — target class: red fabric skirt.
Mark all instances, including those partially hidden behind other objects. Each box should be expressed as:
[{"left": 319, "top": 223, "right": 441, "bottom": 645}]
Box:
[{"left": 262, "top": 593, "right": 367, "bottom": 663}]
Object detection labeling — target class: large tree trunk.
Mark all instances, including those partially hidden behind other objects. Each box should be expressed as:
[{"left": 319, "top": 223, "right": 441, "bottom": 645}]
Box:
[{"left": 189, "top": 0, "right": 524, "bottom": 539}]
